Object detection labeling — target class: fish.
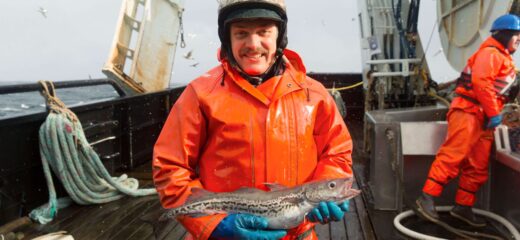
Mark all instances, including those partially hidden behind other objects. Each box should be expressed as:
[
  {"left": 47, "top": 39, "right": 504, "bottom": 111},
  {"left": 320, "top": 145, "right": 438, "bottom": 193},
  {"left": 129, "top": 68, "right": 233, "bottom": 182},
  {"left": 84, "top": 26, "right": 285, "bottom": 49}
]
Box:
[{"left": 159, "top": 177, "right": 361, "bottom": 229}]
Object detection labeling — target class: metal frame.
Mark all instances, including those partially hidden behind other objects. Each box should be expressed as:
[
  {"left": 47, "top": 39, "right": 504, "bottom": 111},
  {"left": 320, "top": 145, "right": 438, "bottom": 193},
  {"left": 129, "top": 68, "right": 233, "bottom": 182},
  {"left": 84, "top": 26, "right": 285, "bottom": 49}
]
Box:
[
  {"left": 103, "top": 0, "right": 184, "bottom": 94},
  {"left": 0, "top": 79, "right": 126, "bottom": 96},
  {"left": 366, "top": 58, "right": 421, "bottom": 77}
]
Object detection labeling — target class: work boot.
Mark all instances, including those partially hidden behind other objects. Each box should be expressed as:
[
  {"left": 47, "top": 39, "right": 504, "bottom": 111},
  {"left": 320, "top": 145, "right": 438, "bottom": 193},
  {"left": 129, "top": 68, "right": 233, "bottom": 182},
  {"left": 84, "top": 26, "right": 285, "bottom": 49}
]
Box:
[
  {"left": 450, "top": 204, "right": 486, "bottom": 227},
  {"left": 415, "top": 192, "right": 439, "bottom": 221}
]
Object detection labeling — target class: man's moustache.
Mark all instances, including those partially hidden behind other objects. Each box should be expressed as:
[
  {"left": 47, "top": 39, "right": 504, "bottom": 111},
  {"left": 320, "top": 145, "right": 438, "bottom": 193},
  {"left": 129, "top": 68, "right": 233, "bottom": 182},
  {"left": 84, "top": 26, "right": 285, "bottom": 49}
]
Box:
[{"left": 240, "top": 48, "right": 269, "bottom": 55}]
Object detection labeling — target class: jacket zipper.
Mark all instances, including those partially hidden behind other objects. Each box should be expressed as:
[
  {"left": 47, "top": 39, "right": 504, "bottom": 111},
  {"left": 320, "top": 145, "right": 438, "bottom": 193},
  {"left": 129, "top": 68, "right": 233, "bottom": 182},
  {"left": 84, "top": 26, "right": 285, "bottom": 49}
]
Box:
[
  {"left": 249, "top": 111, "right": 255, "bottom": 187},
  {"left": 288, "top": 94, "right": 298, "bottom": 184}
]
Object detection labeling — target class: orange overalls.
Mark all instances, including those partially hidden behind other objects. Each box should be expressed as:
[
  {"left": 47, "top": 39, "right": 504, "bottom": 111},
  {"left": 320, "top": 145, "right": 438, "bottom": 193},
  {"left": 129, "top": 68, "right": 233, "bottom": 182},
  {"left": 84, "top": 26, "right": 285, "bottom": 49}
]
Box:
[
  {"left": 153, "top": 49, "right": 353, "bottom": 239},
  {"left": 423, "top": 37, "right": 516, "bottom": 206}
]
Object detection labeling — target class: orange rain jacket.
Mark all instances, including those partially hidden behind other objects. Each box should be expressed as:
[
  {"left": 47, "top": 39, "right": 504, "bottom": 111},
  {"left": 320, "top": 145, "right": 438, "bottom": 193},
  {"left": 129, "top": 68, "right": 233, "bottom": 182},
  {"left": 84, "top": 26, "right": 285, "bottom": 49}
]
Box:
[
  {"left": 153, "top": 49, "right": 353, "bottom": 240},
  {"left": 423, "top": 36, "right": 516, "bottom": 206},
  {"left": 451, "top": 36, "right": 516, "bottom": 118}
]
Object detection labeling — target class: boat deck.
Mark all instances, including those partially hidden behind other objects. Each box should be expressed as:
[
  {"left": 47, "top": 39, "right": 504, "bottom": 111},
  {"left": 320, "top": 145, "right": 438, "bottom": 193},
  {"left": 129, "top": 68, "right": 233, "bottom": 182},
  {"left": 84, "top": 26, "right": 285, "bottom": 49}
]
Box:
[
  {"left": 15, "top": 162, "right": 376, "bottom": 240},
  {"left": 5, "top": 115, "right": 388, "bottom": 240},
  {"left": 2, "top": 77, "right": 517, "bottom": 239},
  {"left": 5, "top": 119, "right": 510, "bottom": 240}
]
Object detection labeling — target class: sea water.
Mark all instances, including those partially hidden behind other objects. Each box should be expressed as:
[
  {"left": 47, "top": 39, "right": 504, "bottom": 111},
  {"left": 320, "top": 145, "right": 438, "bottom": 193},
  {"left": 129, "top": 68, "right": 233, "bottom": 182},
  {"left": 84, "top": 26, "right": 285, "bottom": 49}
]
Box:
[{"left": 0, "top": 81, "right": 119, "bottom": 119}]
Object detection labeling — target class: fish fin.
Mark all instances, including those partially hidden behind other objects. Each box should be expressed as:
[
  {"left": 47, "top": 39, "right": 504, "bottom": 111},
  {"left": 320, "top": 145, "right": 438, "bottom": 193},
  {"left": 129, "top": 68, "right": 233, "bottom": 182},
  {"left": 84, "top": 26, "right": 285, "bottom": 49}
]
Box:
[
  {"left": 161, "top": 209, "right": 225, "bottom": 220},
  {"left": 186, "top": 212, "right": 210, "bottom": 218},
  {"left": 234, "top": 187, "right": 265, "bottom": 194},
  {"left": 263, "top": 182, "right": 287, "bottom": 191},
  {"left": 187, "top": 210, "right": 226, "bottom": 218},
  {"left": 158, "top": 210, "right": 175, "bottom": 222},
  {"left": 186, "top": 188, "right": 214, "bottom": 202}
]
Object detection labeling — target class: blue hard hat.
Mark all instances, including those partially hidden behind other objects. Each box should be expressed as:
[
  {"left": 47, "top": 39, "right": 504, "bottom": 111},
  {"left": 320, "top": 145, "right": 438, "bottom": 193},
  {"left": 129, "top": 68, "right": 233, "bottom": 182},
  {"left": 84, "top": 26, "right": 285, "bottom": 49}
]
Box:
[{"left": 491, "top": 14, "right": 520, "bottom": 32}]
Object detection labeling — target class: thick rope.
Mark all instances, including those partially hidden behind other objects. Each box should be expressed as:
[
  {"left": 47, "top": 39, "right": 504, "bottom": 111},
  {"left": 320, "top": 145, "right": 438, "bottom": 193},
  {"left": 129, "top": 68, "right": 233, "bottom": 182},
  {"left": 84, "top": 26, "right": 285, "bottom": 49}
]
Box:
[
  {"left": 326, "top": 81, "right": 364, "bottom": 91},
  {"left": 29, "top": 81, "right": 156, "bottom": 224}
]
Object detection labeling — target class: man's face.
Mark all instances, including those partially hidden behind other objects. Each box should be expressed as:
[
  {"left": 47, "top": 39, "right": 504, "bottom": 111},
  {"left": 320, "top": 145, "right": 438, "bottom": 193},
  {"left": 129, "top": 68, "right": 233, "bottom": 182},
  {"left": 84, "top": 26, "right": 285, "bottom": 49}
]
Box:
[
  {"left": 230, "top": 19, "right": 278, "bottom": 75},
  {"left": 507, "top": 32, "right": 520, "bottom": 54}
]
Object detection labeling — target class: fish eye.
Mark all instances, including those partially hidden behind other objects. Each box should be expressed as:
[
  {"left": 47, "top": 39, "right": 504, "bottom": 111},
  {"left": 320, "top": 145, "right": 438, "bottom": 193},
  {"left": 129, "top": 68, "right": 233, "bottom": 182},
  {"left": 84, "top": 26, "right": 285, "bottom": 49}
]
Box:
[{"left": 328, "top": 182, "right": 336, "bottom": 189}]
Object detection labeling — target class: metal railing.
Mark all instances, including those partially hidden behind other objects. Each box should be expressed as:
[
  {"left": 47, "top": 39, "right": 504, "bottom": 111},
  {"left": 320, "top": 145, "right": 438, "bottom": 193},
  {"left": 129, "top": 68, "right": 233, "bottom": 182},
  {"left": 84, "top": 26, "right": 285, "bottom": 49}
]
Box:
[{"left": 0, "top": 79, "right": 126, "bottom": 96}]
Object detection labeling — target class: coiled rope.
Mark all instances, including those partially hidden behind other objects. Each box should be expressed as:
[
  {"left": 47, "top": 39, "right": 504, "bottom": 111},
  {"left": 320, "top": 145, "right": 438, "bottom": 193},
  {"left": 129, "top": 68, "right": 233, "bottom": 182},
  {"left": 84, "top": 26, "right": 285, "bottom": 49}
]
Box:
[{"left": 29, "top": 81, "right": 156, "bottom": 224}]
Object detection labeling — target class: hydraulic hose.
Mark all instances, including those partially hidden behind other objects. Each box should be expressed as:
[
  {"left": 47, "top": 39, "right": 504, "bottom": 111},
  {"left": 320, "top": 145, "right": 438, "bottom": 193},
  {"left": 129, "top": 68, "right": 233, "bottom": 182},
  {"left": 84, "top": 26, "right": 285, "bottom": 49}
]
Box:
[{"left": 394, "top": 206, "right": 520, "bottom": 240}]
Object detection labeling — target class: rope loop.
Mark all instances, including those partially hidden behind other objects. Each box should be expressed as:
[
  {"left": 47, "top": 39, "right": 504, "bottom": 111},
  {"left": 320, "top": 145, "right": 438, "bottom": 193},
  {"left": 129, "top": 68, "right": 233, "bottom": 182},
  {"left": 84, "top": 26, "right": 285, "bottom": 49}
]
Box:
[{"left": 30, "top": 80, "right": 156, "bottom": 224}]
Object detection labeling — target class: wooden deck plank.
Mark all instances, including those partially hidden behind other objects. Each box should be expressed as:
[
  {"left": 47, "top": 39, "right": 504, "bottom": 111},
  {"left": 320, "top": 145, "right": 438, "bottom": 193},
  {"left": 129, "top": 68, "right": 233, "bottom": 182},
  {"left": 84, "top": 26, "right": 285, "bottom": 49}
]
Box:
[
  {"left": 330, "top": 219, "right": 348, "bottom": 240},
  {"left": 125, "top": 223, "right": 154, "bottom": 240},
  {"left": 19, "top": 203, "right": 101, "bottom": 238},
  {"left": 65, "top": 199, "right": 134, "bottom": 238},
  {"left": 109, "top": 216, "right": 152, "bottom": 240},
  {"left": 345, "top": 198, "right": 364, "bottom": 240},
  {"left": 314, "top": 222, "right": 331, "bottom": 239},
  {"left": 12, "top": 161, "right": 376, "bottom": 240},
  {"left": 352, "top": 181, "right": 377, "bottom": 240},
  {"left": 97, "top": 197, "right": 158, "bottom": 239},
  {"left": 15, "top": 205, "right": 76, "bottom": 237},
  {"left": 159, "top": 221, "right": 187, "bottom": 240},
  {"left": 135, "top": 198, "right": 189, "bottom": 240},
  {"left": 150, "top": 220, "right": 180, "bottom": 240},
  {"left": 88, "top": 196, "right": 157, "bottom": 239}
]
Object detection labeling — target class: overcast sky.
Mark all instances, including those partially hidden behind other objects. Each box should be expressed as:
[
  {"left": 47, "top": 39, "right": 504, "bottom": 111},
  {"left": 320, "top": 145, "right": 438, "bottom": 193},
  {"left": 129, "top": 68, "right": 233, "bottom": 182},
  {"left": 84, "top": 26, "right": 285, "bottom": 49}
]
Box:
[{"left": 0, "top": 0, "right": 361, "bottom": 84}]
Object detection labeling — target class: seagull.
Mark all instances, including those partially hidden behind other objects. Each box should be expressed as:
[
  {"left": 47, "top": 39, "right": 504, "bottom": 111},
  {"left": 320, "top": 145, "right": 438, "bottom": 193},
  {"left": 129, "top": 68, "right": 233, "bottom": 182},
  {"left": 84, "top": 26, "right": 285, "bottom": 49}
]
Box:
[
  {"left": 190, "top": 62, "right": 199, "bottom": 68},
  {"left": 38, "top": 6, "right": 48, "bottom": 18},
  {"left": 183, "top": 50, "right": 194, "bottom": 60}
]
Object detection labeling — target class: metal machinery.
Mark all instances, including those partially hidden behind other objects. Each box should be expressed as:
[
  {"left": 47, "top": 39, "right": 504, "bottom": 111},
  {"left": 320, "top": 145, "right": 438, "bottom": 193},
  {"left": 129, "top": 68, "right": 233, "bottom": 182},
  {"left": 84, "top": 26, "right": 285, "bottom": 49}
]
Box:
[
  {"left": 103, "top": 0, "right": 184, "bottom": 95},
  {"left": 357, "top": 0, "right": 520, "bottom": 232}
]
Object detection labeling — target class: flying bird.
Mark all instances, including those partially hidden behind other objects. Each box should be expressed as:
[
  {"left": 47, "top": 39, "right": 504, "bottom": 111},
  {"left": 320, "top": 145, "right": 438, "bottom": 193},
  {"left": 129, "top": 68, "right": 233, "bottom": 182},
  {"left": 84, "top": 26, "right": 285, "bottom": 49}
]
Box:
[
  {"left": 38, "top": 6, "right": 48, "bottom": 18},
  {"left": 190, "top": 62, "right": 199, "bottom": 68},
  {"left": 183, "top": 50, "right": 194, "bottom": 60}
]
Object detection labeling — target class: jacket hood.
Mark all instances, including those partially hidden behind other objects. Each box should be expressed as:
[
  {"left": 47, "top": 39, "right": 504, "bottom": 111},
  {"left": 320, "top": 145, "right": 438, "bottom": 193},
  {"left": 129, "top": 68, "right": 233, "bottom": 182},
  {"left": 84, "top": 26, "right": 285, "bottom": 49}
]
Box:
[{"left": 481, "top": 36, "right": 510, "bottom": 55}]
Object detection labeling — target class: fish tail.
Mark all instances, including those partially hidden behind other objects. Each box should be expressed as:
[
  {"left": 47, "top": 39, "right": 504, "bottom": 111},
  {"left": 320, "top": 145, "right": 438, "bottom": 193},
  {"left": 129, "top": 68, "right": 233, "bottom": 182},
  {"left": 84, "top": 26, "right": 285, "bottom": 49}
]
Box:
[{"left": 159, "top": 208, "right": 179, "bottom": 221}]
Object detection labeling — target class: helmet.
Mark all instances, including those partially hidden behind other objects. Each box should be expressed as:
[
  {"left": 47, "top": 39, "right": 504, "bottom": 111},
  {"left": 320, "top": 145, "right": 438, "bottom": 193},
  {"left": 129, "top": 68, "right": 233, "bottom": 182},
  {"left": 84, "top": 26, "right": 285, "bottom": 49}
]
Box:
[
  {"left": 217, "top": 0, "right": 288, "bottom": 59},
  {"left": 490, "top": 14, "right": 520, "bottom": 32},
  {"left": 218, "top": 0, "right": 287, "bottom": 27}
]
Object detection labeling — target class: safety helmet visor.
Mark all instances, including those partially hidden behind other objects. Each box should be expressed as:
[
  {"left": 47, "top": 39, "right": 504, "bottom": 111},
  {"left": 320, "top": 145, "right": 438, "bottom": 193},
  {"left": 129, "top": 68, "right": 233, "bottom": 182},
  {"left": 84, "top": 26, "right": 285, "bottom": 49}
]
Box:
[
  {"left": 224, "top": 7, "right": 283, "bottom": 25},
  {"left": 218, "top": 0, "right": 286, "bottom": 13}
]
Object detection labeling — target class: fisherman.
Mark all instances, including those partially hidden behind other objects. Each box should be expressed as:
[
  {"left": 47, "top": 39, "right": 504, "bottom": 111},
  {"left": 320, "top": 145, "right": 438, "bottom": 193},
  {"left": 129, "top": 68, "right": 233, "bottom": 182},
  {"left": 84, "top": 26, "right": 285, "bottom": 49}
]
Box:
[
  {"left": 415, "top": 14, "right": 520, "bottom": 227},
  {"left": 152, "top": 0, "right": 354, "bottom": 239}
]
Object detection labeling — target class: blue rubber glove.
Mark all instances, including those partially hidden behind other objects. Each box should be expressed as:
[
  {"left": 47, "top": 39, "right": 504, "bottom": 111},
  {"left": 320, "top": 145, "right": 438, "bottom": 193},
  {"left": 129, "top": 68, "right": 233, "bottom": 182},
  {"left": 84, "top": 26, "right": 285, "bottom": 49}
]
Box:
[
  {"left": 307, "top": 201, "right": 350, "bottom": 224},
  {"left": 211, "top": 213, "right": 287, "bottom": 240},
  {"left": 486, "top": 114, "right": 503, "bottom": 129}
]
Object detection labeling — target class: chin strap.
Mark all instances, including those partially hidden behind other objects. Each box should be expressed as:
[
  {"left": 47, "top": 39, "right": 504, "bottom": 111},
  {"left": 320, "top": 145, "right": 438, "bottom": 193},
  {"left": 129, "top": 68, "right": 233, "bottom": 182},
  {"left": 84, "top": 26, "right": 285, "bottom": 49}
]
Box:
[{"left": 231, "top": 48, "right": 285, "bottom": 87}]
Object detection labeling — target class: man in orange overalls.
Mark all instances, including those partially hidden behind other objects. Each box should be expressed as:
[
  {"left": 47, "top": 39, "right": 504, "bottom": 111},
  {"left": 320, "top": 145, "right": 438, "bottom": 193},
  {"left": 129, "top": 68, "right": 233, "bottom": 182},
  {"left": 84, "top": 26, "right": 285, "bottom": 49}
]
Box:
[
  {"left": 415, "top": 14, "right": 520, "bottom": 227},
  {"left": 152, "top": 0, "right": 354, "bottom": 239}
]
